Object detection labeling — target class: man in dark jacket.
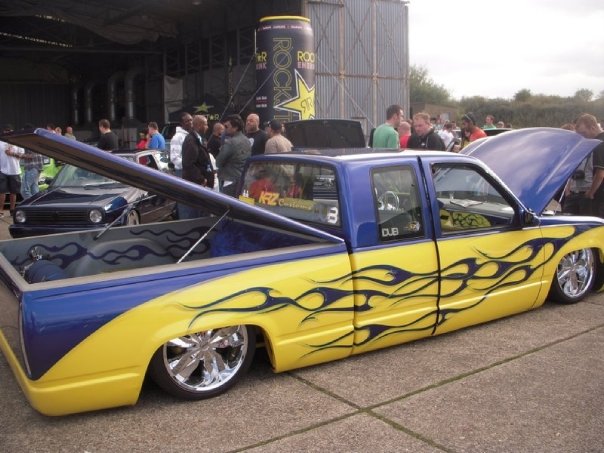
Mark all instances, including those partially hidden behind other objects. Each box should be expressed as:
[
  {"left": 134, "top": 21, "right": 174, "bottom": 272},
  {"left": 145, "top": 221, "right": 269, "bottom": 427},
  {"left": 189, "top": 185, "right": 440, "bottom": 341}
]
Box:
[
  {"left": 97, "top": 119, "right": 119, "bottom": 151},
  {"left": 216, "top": 114, "right": 251, "bottom": 196},
  {"left": 180, "top": 115, "right": 213, "bottom": 218},
  {"left": 407, "top": 112, "right": 446, "bottom": 151}
]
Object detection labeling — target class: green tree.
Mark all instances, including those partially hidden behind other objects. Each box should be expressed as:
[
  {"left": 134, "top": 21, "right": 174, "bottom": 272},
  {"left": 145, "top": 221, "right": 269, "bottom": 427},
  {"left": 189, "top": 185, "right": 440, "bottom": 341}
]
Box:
[
  {"left": 409, "top": 65, "right": 451, "bottom": 105},
  {"left": 513, "top": 89, "right": 532, "bottom": 103},
  {"left": 574, "top": 89, "right": 593, "bottom": 103}
]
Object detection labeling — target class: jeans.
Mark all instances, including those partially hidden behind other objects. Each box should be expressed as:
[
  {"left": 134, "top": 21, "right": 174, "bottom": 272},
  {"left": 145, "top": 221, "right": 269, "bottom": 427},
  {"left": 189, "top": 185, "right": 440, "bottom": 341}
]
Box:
[{"left": 21, "top": 168, "right": 40, "bottom": 200}]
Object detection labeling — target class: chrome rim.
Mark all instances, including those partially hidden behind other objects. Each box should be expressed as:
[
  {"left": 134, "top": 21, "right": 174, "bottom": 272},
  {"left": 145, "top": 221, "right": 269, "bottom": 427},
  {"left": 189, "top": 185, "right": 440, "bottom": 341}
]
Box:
[
  {"left": 162, "top": 326, "right": 248, "bottom": 393},
  {"left": 556, "top": 249, "right": 594, "bottom": 298}
]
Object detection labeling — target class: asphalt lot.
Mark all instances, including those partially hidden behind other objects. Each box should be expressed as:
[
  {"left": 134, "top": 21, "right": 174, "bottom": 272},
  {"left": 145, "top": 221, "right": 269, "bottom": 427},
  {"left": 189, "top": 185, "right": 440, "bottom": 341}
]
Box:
[{"left": 0, "top": 214, "right": 603, "bottom": 453}]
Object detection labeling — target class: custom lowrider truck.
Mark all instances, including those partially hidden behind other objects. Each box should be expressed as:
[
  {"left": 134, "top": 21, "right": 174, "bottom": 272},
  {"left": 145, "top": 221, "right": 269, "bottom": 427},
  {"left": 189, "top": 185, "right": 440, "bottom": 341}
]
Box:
[{"left": 0, "top": 128, "right": 602, "bottom": 416}]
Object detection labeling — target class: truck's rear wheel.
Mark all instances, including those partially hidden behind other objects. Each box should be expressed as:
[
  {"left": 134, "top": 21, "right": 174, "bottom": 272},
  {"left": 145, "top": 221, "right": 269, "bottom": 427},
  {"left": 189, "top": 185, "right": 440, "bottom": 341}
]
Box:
[{"left": 149, "top": 325, "right": 255, "bottom": 399}]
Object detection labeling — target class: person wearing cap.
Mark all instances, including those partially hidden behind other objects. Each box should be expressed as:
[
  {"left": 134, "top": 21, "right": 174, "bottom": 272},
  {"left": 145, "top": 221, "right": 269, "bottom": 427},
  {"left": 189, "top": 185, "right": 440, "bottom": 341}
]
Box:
[
  {"left": 460, "top": 112, "right": 486, "bottom": 150},
  {"left": 265, "top": 120, "right": 293, "bottom": 154},
  {"left": 0, "top": 124, "right": 24, "bottom": 216}
]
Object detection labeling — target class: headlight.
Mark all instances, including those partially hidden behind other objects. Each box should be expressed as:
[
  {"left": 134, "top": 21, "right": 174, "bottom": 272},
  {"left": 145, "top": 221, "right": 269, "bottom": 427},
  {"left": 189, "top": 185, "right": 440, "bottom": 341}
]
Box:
[
  {"left": 14, "top": 210, "right": 26, "bottom": 223},
  {"left": 89, "top": 209, "right": 103, "bottom": 223}
]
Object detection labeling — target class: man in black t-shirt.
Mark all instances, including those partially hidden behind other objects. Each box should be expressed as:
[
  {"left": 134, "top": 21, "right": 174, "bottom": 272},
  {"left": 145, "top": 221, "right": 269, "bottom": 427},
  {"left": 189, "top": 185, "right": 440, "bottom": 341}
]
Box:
[
  {"left": 407, "top": 112, "right": 446, "bottom": 151},
  {"left": 575, "top": 113, "right": 604, "bottom": 217},
  {"left": 245, "top": 113, "right": 268, "bottom": 155},
  {"left": 97, "top": 119, "right": 119, "bottom": 151}
]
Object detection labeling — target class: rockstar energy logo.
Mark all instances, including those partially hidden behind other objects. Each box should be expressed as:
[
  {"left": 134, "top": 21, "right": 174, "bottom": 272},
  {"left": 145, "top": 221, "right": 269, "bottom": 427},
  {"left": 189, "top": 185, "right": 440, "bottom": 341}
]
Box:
[
  {"left": 276, "top": 70, "right": 315, "bottom": 120},
  {"left": 269, "top": 37, "right": 315, "bottom": 121},
  {"left": 272, "top": 37, "right": 293, "bottom": 112}
]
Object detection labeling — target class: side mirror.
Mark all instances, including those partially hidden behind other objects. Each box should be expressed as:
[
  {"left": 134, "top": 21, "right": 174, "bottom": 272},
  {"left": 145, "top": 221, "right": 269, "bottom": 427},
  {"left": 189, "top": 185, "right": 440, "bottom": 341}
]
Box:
[{"left": 522, "top": 210, "right": 539, "bottom": 226}]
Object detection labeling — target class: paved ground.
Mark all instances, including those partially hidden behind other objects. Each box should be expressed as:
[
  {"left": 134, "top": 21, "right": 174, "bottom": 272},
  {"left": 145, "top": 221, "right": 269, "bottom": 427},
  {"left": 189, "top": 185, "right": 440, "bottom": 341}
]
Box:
[{"left": 0, "top": 215, "right": 603, "bottom": 452}]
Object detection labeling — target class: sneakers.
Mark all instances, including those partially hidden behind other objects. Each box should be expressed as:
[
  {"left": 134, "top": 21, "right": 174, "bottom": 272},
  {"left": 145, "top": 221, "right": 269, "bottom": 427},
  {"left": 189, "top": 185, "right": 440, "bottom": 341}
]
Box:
[{"left": 0, "top": 212, "right": 4, "bottom": 218}]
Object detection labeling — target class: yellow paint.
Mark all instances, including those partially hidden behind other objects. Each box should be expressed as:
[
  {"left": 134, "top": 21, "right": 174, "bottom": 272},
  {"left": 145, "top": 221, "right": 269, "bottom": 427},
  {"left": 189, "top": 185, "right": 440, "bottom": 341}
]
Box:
[
  {"left": 276, "top": 71, "right": 315, "bottom": 120},
  {"left": 350, "top": 242, "right": 440, "bottom": 353},
  {"left": 3, "top": 224, "right": 602, "bottom": 415},
  {"left": 7, "top": 253, "right": 353, "bottom": 415}
]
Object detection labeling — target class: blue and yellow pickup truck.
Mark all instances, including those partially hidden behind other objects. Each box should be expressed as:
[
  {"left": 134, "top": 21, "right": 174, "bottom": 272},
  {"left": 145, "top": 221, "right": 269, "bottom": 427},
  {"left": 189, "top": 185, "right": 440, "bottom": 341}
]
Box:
[{"left": 0, "top": 128, "right": 602, "bottom": 415}]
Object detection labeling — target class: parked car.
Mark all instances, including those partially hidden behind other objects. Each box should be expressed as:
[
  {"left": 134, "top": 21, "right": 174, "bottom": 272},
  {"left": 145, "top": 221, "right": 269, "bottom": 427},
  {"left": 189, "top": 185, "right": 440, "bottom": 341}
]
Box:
[
  {"left": 9, "top": 149, "right": 175, "bottom": 238},
  {"left": 0, "top": 128, "right": 601, "bottom": 416}
]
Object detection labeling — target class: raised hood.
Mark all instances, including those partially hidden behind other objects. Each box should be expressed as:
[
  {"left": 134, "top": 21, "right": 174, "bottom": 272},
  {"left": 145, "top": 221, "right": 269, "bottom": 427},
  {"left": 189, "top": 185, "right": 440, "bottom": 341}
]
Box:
[
  {"left": 2, "top": 129, "right": 342, "bottom": 243},
  {"left": 461, "top": 127, "right": 601, "bottom": 214}
]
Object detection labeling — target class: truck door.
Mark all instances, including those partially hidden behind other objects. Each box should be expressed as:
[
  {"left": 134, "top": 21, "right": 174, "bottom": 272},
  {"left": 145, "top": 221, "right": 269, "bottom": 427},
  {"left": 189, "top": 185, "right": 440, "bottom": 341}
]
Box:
[
  {"left": 350, "top": 165, "right": 440, "bottom": 355},
  {"left": 427, "top": 162, "right": 544, "bottom": 336}
]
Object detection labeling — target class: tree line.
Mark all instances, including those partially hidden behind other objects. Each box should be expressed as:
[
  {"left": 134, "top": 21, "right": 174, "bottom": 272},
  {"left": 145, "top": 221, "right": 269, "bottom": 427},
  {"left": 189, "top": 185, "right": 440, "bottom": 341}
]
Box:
[{"left": 410, "top": 66, "right": 604, "bottom": 128}]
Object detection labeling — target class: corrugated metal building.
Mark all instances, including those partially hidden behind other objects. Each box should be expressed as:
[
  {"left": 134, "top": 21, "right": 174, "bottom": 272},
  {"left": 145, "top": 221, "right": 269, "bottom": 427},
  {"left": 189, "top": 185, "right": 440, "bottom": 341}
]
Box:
[{"left": 0, "top": 0, "right": 409, "bottom": 140}]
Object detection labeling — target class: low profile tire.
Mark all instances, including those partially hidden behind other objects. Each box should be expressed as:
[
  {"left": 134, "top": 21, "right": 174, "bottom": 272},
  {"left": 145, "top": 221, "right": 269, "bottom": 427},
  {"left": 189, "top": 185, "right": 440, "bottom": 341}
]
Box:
[
  {"left": 149, "top": 325, "right": 256, "bottom": 400},
  {"left": 126, "top": 210, "right": 140, "bottom": 226},
  {"left": 549, "top": 248, "right": 595, "bottom": 304}
]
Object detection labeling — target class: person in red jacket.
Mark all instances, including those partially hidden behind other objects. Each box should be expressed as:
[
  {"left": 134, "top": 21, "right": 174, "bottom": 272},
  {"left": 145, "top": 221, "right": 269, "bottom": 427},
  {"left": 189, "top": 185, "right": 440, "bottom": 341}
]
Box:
[{"left": 398, "top": 121, "right": 411, "bottom": 148}]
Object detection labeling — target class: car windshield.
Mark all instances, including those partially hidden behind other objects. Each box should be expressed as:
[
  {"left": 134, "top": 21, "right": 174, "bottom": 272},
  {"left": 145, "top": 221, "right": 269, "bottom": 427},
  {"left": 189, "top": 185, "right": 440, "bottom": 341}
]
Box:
[{"left": 51, "top": 164, "right": 126, "bottom": 189}]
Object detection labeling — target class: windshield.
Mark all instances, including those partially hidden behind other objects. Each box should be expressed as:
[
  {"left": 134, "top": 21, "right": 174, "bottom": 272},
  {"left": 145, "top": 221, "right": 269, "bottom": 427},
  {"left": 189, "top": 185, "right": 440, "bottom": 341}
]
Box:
[{"left": 51, "top": 164, "right": 126, "bottom": 189}]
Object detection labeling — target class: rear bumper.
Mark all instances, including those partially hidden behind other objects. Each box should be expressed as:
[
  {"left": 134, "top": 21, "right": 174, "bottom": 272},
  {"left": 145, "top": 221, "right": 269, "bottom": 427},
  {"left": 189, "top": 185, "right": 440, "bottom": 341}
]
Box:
[{"left": 0, "top": 330, "right": 143, "bottom": 416}]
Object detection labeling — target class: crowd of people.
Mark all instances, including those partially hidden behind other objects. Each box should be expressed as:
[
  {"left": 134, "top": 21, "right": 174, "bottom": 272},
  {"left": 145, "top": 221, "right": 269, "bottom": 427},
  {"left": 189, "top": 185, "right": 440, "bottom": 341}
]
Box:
[
  {"left": 369, "top": 105, "right": 506, "bottom": 152},
  {"left": 165, "top": 112, "right": 294, "bottom": 217},
  {"left": 2, "top": 107, "right": 602, "bottom": 220},
  {"left": 0, "top": 113, "right": 296, "bottom": 220},
  {"left": 370, "top": 104, "right": 604, "bottom": 218}
]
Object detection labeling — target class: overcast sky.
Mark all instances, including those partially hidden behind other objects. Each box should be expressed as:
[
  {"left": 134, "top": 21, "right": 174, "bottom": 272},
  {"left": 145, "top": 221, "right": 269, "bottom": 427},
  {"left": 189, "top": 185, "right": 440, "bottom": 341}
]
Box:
[{"left": 408, "top": 0, "right": 604, "bottom": 100}]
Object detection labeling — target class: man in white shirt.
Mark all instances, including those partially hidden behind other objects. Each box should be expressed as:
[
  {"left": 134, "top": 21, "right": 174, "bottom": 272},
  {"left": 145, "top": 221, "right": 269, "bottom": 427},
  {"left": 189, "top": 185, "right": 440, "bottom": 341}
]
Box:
[
  {"left": 0, "top": 124, "right": 24, "bottom": 216},
  {"left": 438, "top": 122, "right": 456, "bottom": 151}
]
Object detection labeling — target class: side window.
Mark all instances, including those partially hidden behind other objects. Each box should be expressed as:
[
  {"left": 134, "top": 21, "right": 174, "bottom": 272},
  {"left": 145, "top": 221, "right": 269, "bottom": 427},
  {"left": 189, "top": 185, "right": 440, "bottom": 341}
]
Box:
[
  {"left": 240, "top": 162, "right": 340, "bottom": 226},
  {"left": 372, "top": 166, "right": 424, "bottom": 241},
  {"left": 432, "top": 163, "right": 515, "bottom": 233}
]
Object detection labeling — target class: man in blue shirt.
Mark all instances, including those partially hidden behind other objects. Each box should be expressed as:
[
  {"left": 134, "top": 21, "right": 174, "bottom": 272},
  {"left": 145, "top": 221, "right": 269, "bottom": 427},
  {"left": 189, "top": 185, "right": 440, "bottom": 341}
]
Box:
[{"left": 147, "top": 122, "right": 166, "bottom": 151}]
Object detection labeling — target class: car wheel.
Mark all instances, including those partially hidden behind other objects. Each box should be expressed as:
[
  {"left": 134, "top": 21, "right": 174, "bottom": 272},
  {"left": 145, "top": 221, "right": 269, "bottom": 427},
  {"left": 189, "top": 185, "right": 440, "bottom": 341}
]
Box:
[
  {"left": 549, "top": 248, "right": 595, "bottom": 304},
  {"left": 149, "top": 325, "right": 256, "bottom": 400},
  {"left": 126, "top": 210, "right": 140, "bottom": 225}
]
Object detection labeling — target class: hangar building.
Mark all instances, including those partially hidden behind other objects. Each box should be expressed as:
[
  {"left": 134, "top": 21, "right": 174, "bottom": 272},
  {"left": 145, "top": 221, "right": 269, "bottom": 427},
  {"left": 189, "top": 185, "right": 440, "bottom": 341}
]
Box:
[{"left": 0, "top": 0, "right": 409, "bottom": 145}]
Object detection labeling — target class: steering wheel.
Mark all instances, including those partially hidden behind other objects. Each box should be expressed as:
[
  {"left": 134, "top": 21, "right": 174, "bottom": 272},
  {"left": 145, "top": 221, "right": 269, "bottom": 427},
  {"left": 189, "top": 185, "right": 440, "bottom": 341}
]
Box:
[{"left": 378, "top": 191, "right": 400, "bottom": 211}]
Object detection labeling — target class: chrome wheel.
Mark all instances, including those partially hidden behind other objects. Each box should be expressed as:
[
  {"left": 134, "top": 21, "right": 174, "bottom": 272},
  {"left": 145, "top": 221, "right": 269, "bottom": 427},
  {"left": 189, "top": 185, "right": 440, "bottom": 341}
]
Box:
[
  {"left": 150, "top": 325, "right": 255, "bottom": 399},
  {"left": 550, "top": 248, "right": 595, "bottom": 303}
]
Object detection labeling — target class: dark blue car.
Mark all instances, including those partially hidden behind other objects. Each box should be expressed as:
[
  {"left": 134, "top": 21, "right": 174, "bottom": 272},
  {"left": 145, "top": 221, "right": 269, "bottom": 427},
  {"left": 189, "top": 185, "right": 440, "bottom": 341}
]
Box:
[{"left": 10, "top": 150, "right": 175, "bottom": 238}]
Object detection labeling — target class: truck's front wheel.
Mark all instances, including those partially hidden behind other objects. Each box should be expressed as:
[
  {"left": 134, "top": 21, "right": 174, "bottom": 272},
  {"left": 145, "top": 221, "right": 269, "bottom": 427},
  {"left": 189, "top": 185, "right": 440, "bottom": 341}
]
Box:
[
  {"left": 548, "top": 248, "right": 595, "bottom": 304},
  {"left": 149, "top": 325, "right": 256, "bottom": 399}
]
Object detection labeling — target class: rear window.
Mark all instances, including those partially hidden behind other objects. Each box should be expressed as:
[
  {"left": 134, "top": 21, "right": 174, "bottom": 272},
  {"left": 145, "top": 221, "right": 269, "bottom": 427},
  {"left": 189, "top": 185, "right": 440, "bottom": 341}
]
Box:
[{"left": 240, "top": 161, "right": 340, "bottom": 226}]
